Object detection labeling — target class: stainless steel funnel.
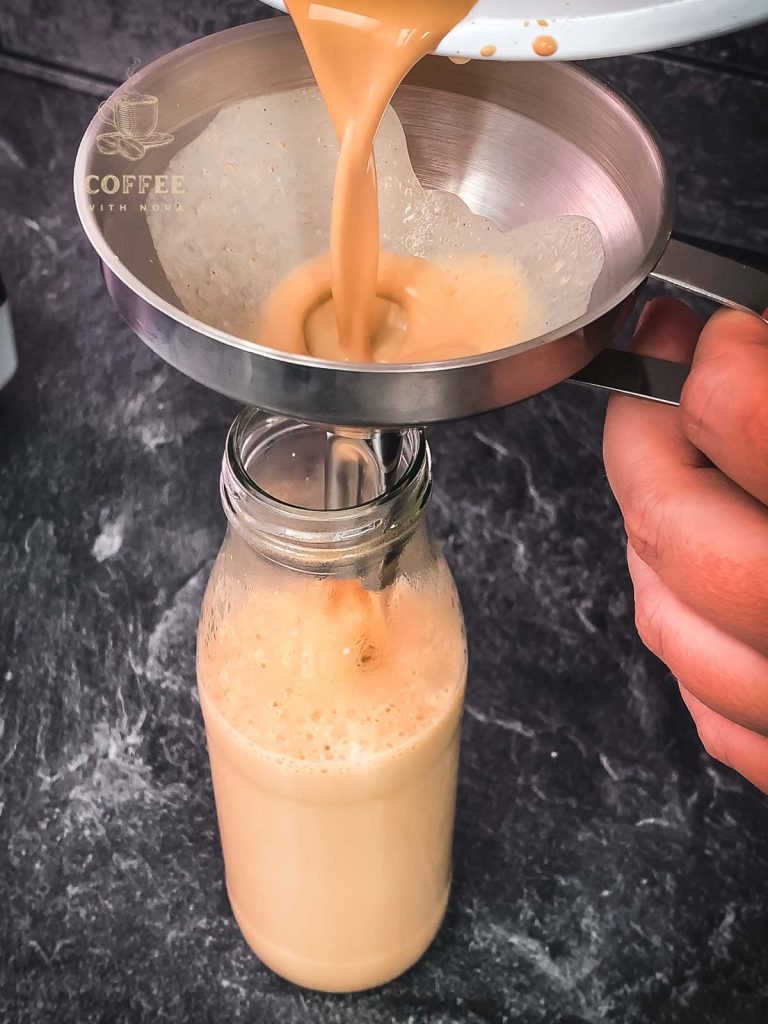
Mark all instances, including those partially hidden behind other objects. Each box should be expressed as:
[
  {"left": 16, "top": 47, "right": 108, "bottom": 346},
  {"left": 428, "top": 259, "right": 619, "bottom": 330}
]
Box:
[{"left": 74, "top": 20, "right": 768, "bottom": 428}]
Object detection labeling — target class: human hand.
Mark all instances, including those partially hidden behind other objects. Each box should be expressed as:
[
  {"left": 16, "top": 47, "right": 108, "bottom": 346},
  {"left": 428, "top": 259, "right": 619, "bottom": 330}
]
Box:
[{"left": 603, "top": 297, "right": 768, "bottom": 793}]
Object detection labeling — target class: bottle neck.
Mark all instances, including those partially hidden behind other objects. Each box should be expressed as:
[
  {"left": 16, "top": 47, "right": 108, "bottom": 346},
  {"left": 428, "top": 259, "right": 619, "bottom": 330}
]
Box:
[{"left": 220, "top": 409, "right": 431, "bottom": 577}]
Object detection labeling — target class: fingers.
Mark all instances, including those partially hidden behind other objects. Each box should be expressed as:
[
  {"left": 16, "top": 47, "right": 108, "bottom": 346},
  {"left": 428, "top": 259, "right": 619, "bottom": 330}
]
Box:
[
  {"left": 605, "top": 303, "right": 768, "bottom": 655},
  {"left": 681, "top": 309, "right": 768, "bottom": 506},
  {"left": 680, "top": 687, "right": 768, "bottom": 794},
  {"left": 604, "top": 299, "right": 706, "bottom": 487},
  {"left": 629, "top": 296, "right": 704, "bottom": 362},
  {"left": 628, "top": 545, "right": 768, "bottom": 736},
  {"left": 607, "top": 299, "right": 768, "bottom": 793}
]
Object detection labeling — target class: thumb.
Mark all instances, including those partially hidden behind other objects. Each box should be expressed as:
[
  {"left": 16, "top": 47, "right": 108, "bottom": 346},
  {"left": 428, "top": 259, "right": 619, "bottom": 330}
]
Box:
[{"left": 629, "top": 296, "right": 703, "bottom": 361}]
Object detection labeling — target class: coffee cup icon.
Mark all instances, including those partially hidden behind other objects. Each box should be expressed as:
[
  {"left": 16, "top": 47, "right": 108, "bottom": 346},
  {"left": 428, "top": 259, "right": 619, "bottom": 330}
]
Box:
[{"left": 97, "top": 92, "right": 174, "bottom": 161}]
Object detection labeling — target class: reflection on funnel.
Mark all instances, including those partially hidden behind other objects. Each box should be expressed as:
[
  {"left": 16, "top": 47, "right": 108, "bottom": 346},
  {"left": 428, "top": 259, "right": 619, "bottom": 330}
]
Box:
[{"left": 146, "top": 87, "right": 604, "bottom": 361}]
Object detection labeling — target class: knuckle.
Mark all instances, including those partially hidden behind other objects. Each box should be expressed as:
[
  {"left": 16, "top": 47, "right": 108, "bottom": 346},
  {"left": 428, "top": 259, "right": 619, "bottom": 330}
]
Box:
[
  {"left": 623, "top": 482, "right": 668, "bottom": 566},
  {"left": 682, "top": 351, "right": 768, "bottom": 457},
  {"left": 680, "top": 357, "right": 722, "bottom": 445},
  {"left": 695, "top": 711, "right": 732, "bottom": 769},
  {"left": 633, "top": 586, "right": 667, "bottom": 662}
]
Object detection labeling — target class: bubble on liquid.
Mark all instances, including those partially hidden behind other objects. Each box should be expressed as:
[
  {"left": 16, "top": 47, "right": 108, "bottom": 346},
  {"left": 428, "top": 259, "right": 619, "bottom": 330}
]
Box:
[{"left": 148, "top": 87, "right": 604, "bottom": 349}]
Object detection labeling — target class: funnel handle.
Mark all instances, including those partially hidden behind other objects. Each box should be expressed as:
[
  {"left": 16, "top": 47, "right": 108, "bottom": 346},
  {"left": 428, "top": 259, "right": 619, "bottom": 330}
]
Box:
[
  {"left": 649, "top": 237, "right": 768, "bottom": 316},
  {"left": 568, "top": 238, "right": 768, "bottom": 406},
  {"left": 568, "top": 349, "right": 689, "bottom": 406}
]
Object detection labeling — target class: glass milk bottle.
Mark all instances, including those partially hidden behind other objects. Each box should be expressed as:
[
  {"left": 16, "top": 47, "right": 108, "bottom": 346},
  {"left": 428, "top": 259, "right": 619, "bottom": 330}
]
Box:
[{"left": 197, "top": 409, "right": 467, "bottom": 992}]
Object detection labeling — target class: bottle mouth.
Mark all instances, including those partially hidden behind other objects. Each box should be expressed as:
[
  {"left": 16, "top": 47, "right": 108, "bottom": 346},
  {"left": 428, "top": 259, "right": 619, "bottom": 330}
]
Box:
[{"left": 221, "top": 409, "right": 430, "bottom": 572}]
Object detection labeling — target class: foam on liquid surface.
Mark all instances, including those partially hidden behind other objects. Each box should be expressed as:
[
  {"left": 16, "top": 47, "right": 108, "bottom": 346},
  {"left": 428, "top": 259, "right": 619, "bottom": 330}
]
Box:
[
  {"left": 147, "top": 88, "right": 605, "bottom": 361},
  {"left": 198, "top": 562, "right": 467, "bottom": 766}
]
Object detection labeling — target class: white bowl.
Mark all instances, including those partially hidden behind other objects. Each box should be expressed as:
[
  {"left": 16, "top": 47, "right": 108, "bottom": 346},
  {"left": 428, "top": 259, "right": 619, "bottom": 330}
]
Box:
[{"left": 263, "top": 0, "right": 767, "bottom": 61}]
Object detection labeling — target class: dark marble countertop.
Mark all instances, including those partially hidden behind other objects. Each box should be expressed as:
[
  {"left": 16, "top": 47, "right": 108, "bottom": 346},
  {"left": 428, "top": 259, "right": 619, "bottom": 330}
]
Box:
[{"left": 1, "top": 12, "right": 768, "bottom": 1024}]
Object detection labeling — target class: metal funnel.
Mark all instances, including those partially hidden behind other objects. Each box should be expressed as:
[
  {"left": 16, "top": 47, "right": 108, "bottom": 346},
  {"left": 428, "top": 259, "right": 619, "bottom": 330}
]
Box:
[{"left": 74, "top": 20, "right": 768, "bottom": 428}]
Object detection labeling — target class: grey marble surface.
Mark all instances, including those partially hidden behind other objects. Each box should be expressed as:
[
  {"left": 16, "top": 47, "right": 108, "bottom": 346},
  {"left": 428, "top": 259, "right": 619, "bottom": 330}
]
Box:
[
  {"left": 1, "top": 18, "right": 768, "bottom": 1024},
  {"left": 671, "top": 28, "right": 768, "bottom": 73},
  {"left": 0, "top": 0, "right": 279, "bottom": 82},
  {"left": 586, "top": 54, "right": 768, "bottom": 253}
]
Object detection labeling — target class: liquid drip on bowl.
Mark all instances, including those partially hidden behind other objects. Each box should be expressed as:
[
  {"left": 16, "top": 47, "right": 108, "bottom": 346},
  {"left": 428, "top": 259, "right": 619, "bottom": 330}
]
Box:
[{"left": 533, "top": 35, "right": 559, "bottom": 57}]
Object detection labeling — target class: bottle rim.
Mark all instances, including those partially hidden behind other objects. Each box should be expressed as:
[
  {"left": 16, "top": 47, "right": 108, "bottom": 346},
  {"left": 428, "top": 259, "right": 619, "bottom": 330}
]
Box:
[{"left": 220, "top": 408, "right": 431, "bottom": 571}]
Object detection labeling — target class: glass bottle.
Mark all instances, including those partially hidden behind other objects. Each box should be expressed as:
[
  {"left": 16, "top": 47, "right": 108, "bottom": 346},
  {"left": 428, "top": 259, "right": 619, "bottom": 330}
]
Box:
[{"left": 197, "top": 409, "right": 466, "bottom": 992}]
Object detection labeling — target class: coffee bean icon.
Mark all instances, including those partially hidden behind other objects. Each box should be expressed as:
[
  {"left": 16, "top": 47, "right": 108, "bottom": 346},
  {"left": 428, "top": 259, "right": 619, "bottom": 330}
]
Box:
[
  {"left": 117, "top": 137, "right": 147, "bottom": 161},
  {"left": 96, "top": 133, "right": 122, "bottom": 156}
]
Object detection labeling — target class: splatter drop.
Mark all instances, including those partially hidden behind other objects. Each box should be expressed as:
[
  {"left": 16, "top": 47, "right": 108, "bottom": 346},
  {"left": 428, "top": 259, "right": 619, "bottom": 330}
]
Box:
[{"left": 533, "top": 35, "right": 558, "bottom": 57}]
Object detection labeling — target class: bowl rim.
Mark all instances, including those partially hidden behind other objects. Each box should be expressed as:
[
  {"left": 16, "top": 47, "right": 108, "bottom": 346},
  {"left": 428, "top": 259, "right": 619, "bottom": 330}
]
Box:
[{"left": 263, "top": 0, "right": 768, "bottom": 63}]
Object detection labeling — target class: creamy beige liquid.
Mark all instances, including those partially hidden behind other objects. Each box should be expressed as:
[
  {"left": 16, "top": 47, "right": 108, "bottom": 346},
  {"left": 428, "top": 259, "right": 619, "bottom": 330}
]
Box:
[
  {"left": 198, "top": 553, "right": 467, "bottom": 991},
  {"left": 257, "top": 249, "right": 529, "bottom": 362},
  {"left": 254, "top": 0, "right": 533, "bottom": 364},
  {"left": 284, "top": 0, "right": 477, "bottom": 361},
  {"left": 252, "top": 0, "right": 531, "bottom": 364}
]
